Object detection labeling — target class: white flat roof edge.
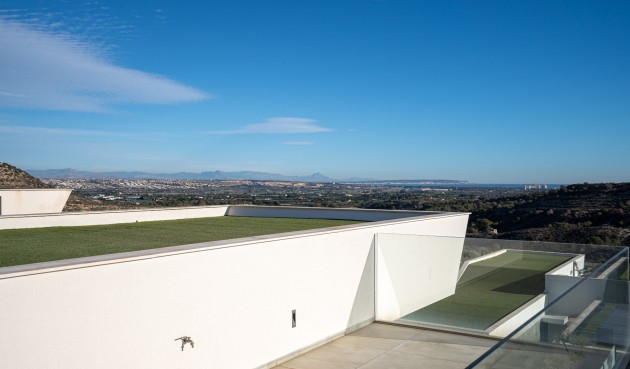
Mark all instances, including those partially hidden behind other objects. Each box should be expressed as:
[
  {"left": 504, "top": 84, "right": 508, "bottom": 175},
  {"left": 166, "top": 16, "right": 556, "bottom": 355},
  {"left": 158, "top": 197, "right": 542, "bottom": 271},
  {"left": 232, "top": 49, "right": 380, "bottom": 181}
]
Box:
[
  {"left": 0, "top": 204, "right": 458, "bottom": 219},
  {"left": 0, "top": 210, "right": 469, "bottom": 278},
  {"left": 0, "top": 204, "right": 229, "bottom": 219}
]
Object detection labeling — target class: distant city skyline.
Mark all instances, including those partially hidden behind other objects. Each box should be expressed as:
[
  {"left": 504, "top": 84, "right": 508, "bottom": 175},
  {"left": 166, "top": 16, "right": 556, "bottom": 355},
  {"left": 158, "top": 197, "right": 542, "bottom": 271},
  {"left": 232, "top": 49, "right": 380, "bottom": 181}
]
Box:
[{"left": 1, "top": 1, "right": 629, "bottom": 184}]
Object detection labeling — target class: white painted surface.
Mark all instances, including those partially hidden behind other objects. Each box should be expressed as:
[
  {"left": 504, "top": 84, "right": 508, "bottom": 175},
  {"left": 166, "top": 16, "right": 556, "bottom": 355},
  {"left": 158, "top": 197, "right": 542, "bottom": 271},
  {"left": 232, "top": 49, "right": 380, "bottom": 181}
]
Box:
[
  {"left": 0, "top": 189, "right": 71, "bottom": 216},
  {"left": 457, "top": 249, "right": 508, "bottom": 282},
  {"left": 545, "top": 276, "right": 605, "bottom": 316},
  {"left": 375, "top": 234, "right": 465, "bottom": 321},
  {"left": 0, "top": 205, "right": 452, "bottom": 230},
  {"left": 487, "top": 294, "right": 546, "bottom": 337},
  {"left": 548, "top": 255, "right": 585, "bottom": 276},
  {"left": 0, "top": 205, "right": 229, "bottom": 229},
  {"left": 541, "top": 315, "right": 568, "bottom": 325},
  {"left": 0, "top": 210, "right": 469, "bottom": 369}
]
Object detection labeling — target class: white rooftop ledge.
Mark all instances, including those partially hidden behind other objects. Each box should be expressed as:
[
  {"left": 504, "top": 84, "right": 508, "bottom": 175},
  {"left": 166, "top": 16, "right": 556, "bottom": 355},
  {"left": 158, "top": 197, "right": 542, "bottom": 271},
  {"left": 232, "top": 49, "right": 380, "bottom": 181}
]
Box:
[{"left": 0, "top": 189, "right": 72, "bottom": 216}]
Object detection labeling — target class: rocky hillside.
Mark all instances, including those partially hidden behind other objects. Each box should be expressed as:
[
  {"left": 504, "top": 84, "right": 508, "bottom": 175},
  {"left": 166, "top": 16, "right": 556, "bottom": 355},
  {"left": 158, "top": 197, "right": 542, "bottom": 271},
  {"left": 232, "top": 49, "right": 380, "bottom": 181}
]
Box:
[
  {"left": 470, "top": 183, "right": 630, "bottom": 245},
  {"left": 62, "top": 193, "right": 133, "bottom": 212},
  {"left": 0, "top": 162, "right": 126, "bottom": 212},
  {"left": 0, "top": 162, "right": 50, "bottom": 189},
  {"left": 362, "top": 180, "right": 630, "bottom": 245}
]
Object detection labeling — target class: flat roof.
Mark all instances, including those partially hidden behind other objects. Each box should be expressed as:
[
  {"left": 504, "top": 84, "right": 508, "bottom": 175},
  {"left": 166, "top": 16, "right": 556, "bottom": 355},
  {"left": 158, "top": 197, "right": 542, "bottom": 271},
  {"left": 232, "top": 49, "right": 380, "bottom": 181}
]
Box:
[
  {"left": 0, "top": 216, "right": 361, "bottom": 269},
  {"left": 0, "top": 206, "right": 469, "bottom": 276}
]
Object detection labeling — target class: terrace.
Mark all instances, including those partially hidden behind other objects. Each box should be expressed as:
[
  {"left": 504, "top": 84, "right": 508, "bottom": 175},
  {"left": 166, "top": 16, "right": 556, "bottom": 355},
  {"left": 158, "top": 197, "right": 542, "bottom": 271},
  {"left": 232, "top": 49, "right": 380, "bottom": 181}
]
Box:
[
  {"left": 273, "top": 322, "right": 498, "bottom": 369},
  {"left": 0, "top": 206, "right": 471, "bottom": 368},
  {"left": 403, "top": 251, "right": 574, "bottom": 331},
  {"left": 274, "top": 240, "right": 630, "bottom": 369},
  {"left": 0, "top": 206, "right": 628, "bottom": 369}
]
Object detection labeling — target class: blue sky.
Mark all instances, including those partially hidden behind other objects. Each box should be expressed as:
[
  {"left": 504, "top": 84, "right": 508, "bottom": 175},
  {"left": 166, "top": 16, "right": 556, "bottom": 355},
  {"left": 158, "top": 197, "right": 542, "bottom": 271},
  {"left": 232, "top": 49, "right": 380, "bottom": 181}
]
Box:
[{"left": 1, "top": 0, "right": 629, "bottom": 183}]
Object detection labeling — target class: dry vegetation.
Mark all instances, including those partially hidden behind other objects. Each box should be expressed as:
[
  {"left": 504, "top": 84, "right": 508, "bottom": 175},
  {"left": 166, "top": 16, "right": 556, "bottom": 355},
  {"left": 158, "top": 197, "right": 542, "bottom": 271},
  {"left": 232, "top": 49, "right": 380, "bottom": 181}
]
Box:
[
  {"left": 0, "top": 162, "right": 130, "bottom": 212},
  {"left": 0, "top": 162, "right": 49, "bottom": 189}
]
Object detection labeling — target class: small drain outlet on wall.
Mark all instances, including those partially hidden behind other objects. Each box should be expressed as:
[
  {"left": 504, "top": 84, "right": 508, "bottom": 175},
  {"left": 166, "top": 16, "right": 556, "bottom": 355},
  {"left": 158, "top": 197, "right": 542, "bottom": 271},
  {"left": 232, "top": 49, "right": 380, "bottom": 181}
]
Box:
[{"left": 292, "top": 309, "right": 296, "bottom": 328}]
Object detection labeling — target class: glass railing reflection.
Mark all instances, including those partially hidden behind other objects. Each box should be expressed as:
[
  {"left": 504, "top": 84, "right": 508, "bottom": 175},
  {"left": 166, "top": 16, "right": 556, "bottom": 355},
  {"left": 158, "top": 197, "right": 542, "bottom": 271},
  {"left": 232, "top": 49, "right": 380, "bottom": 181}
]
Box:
[
  {"left": 465, "top": 246, "right": 629, "bottom": 369},
  {"left": 379, "top": 236, "right": 630, "bottom": 367}
]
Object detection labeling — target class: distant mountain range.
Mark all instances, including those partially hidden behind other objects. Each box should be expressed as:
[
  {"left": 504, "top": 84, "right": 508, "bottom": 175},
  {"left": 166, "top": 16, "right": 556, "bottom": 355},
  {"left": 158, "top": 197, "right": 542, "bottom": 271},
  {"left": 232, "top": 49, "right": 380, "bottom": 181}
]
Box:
[
  {"left": 27, "top": 168, "right": 335, "bottom": 182},
  {"left": 26, "top": 167, "right": 467, "bottom": 184}
]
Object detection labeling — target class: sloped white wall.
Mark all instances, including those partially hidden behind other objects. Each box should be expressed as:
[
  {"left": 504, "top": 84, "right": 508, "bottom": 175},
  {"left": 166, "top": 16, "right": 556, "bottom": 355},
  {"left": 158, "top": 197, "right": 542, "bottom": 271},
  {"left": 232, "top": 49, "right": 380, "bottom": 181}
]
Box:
[{"left": 0, "top": 189, "right": 71, "bottom": 216}]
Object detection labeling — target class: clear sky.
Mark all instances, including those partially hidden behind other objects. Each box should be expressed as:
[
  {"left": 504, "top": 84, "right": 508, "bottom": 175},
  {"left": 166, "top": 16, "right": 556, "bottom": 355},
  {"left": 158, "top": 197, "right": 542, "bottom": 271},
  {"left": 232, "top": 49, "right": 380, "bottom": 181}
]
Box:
[{"left": 1, "top": 0, "right": 629, "bottom": 183}]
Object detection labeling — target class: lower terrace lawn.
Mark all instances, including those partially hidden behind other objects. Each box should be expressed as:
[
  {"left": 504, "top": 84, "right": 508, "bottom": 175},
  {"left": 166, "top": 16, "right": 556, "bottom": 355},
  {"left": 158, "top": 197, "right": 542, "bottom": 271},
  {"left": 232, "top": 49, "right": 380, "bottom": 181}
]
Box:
[
  {"left": 402, "top": 251, "right": 572, "bottom": 331},
  {"left": 0, "top": 216, "right": 361, "bottom": 268}
]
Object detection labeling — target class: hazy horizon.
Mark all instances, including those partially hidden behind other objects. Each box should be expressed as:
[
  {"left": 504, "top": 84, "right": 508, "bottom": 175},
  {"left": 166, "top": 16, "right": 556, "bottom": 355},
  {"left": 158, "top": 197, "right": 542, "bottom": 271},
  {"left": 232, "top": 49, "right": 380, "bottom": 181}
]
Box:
[{"left": 22, "top": 165, "right": 582, "bottom": 186}]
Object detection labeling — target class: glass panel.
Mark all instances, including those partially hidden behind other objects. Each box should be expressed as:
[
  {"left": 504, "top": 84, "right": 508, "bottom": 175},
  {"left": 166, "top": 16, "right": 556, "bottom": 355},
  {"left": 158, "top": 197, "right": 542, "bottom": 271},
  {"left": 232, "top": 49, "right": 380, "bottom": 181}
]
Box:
[
  {"left": 374, "top": 234, "right": 465, "bottom": 323},
  {"left": 374, "top": 236, "right": 629, "bottom": 368},
  {"left": 466, "top": 246, "right": 629, "bottom": 369}
]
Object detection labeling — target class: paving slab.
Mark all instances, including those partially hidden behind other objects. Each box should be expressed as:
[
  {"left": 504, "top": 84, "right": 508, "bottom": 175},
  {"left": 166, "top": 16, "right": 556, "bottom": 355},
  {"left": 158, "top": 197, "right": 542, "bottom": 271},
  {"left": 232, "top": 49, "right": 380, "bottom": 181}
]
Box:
[
  {"left": 272, "top": 323, "right": 497, "bottom": 369},
  {"left": 280, "top": 355, "right": 359, "bottom": 369},
  {"left": 349, "top": 323, "right": 422, "bottom": 340},
  {"left": 357, "top": 351, "right": 466, "bottom": 369},
  {"left": 392, "top": 340, "right": 490, "bottom": 364},
  {"left": 299, "top": 342, "right": 386, "bottom": 367},
  {"left": 333, "top": 335, "right": 407, "bottom": 350}
]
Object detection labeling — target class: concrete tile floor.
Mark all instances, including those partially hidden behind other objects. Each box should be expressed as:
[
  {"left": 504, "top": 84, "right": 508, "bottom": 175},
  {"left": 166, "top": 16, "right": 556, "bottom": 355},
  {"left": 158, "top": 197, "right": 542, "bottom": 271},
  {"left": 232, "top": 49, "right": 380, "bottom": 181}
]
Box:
[{"left": 274, "top": 323, "right": 498, "bottom": 369}]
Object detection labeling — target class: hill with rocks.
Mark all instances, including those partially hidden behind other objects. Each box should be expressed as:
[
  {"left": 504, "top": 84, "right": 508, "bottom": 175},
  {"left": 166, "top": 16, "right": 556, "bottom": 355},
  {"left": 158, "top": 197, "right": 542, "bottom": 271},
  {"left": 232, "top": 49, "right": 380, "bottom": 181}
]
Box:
[
  {"left": 468, "top": 183, "right": 630, "bottom": 245},
  {"left": 0, "top": 162, "right": 124, "bottom": 212},
  {"left": 0, "top": 162, "right": 50, "bottom": 189},
  {"left": 360, "top": 181, "right": 630, "bottom": 245}
]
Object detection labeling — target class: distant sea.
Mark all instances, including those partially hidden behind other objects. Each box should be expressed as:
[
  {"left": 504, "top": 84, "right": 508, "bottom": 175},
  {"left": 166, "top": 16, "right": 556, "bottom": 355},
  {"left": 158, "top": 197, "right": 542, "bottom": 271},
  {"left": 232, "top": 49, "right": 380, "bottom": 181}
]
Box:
[{"left": 385, "top": 183, "right": 564, "bottom": 189}]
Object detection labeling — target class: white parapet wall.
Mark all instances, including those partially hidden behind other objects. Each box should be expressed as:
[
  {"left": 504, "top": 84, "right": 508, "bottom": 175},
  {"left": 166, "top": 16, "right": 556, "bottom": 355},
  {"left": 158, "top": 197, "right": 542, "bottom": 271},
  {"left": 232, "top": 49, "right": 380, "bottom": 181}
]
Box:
[
  {"left": 457, "top": 249, "right": 508, "bottom": 283},
  {"left": 547, "top": 254, "right": 585, "bottom": 277},
  {"left": 0, "top": 205, "right": 229, "bottom": 229},
  {"left": 0, "top": 208, "right": 469, "bottom": 369},
  {"left": 486, "top": 294, "right": 547, "bottom": 337},
  {"left": 544, "top": 274, "right": 614, "bottom": 317},
  {"left": 0, "top": 189, "right": 72, "bottom": 216},
  {"left": 0, "top": 205, "right": 445, "bottom": 230}
]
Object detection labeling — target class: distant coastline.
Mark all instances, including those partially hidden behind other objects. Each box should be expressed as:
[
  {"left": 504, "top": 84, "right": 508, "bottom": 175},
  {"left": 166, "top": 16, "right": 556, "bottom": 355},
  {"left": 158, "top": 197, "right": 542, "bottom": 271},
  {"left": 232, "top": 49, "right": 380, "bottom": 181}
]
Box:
[
  {"left": 26, "top": 167, "right": 466, "bottom": 184},
  {"left": 26, "top": 168, "right": 564, "bottom": 189},
  {"left": 382, "top": 183, "right": 563, "bottom": 189}
]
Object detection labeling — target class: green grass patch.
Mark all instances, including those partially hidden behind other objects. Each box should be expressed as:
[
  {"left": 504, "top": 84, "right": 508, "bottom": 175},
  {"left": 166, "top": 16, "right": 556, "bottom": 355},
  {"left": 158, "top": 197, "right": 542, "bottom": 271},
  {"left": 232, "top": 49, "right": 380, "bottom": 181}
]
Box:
[
  {"left": 0, "top": 216, "right": 362, "bottom": 268},
  {"left": 403, "top": 252, "right": 572, "bottom": 330},
  {"left": 618, "top": 264, "right": 629, "bottom": 281},
  {"left": 572, "top": 302, "right": 617, "bottom": 345}
]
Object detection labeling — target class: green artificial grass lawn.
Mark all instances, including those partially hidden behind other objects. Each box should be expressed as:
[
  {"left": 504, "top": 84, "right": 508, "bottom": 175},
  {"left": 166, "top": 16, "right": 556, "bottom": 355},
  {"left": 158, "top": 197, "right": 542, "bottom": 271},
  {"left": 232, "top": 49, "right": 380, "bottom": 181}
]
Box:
[
  {"left": 403, "top": 252, "right": 572, "bottom": 330},
  {"left": 618, "top": 264, "right": 629, "bottom": 281},
  {"left": 572, "top": 303, "right": 617, "bottom": 346},
  {"left": 0, "top": 216, "right": 362, "bottom": 268}
]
